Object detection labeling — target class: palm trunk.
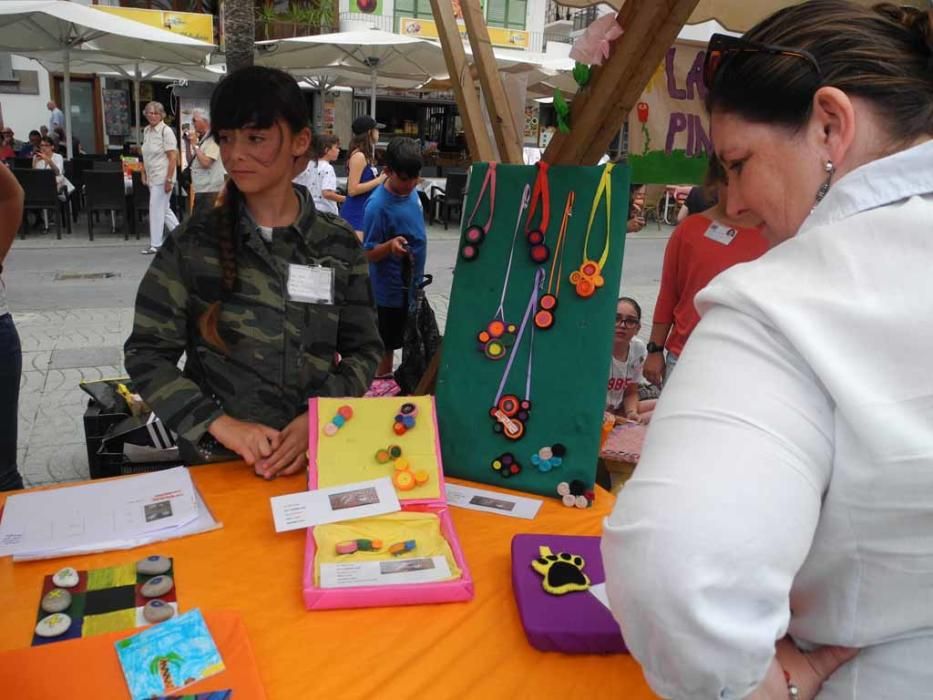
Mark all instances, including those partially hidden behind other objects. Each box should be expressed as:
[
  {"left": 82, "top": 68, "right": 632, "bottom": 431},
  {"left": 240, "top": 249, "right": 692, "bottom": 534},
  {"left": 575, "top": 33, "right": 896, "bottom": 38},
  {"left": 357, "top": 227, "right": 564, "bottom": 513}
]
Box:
[
  {"left": 158, "top": 659, "right": 176, "bottom": 691},
  {"left": 223, "top": 0, "right": 256, "bottom": 73}
]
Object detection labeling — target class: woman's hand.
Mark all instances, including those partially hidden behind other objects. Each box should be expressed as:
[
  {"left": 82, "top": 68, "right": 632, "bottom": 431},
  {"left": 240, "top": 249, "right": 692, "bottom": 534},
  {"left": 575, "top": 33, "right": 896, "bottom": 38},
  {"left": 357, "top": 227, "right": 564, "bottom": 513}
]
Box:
[
  {"left": 377, "top": 171, "right": 388, "bottom": 184},
  {"left": 627, "top": 215, "right": 646, "bottom": 233},
  {"left": 643, "top": 352, "right": 665, "bottom": 387},
  {"left": 254, "top": 412, "right": 309, "bottom": 480},
  {"left": 207, "top": 414, "right": 280, "bottom": 466},
  {"left": 163, "top": 179, "right": 173, "bottom": 194},
  {"left": 749, "top": 639, "right": 858, "bottom": 700}
]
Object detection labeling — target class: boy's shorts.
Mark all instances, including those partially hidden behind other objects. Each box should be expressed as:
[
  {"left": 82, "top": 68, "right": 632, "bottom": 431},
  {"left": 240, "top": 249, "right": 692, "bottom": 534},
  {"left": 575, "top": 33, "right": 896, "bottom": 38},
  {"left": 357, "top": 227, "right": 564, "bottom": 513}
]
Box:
[{"left": 377, "top": 305, "right": 407, "bottom": 351}]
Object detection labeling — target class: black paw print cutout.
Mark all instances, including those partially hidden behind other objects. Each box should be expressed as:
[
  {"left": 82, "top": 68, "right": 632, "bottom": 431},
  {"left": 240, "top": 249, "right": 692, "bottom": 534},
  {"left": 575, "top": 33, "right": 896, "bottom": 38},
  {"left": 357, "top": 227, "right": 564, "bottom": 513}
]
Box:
[{"left": 531, "top": 545, "right": 591, "bottom": 596}]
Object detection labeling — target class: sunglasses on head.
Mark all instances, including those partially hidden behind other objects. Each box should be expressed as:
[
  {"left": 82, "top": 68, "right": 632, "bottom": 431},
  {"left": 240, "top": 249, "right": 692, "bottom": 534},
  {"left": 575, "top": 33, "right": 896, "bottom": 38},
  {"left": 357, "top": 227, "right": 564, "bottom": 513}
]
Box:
[{"left": 703, "top": 33, "right": 821, "bottom": 89}]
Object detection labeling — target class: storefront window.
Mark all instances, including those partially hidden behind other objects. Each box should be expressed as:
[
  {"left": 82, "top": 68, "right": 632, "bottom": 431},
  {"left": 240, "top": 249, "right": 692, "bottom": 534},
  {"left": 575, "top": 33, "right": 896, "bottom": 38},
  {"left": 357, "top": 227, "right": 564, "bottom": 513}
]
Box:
[
  {"left": 486, "top": 0, "right": 527, "bottom": 29},
  {"left": 394, "top": 0, "right": 435, "bottom": 20}
]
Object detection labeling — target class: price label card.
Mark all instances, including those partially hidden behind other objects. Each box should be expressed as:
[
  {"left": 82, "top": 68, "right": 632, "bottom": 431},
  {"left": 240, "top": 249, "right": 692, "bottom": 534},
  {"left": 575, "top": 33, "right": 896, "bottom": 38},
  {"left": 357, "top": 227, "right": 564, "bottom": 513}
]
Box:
[{"left": 287, "top": 264, "right": 334, "bottom": 304}]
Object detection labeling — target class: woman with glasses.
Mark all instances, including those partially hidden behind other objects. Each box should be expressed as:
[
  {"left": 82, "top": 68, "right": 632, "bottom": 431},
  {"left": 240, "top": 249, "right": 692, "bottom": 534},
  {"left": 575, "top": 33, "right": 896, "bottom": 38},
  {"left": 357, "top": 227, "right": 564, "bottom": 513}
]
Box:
[
  {"left": 603, "top": 2, "right": 933, "bottom": 698},
  {"left": 140, "top": 101, "right": 180, "bottom": 255},
  {"left": 642, "top": 153, "right": 767, "bottom": 387},
  {"left": 32, "top": 137, "right": 74, "bottom": 196}
]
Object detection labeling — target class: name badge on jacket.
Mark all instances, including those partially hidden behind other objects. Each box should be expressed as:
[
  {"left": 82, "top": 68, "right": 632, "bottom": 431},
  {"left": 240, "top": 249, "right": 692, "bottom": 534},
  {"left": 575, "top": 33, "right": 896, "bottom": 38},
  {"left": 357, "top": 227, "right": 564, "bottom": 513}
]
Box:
[
  {"left": 287, "top": 264, "right": 334, "bottom": 304},
  {"left": 704, "top": 221, "right": 737, "bottom": 245}
]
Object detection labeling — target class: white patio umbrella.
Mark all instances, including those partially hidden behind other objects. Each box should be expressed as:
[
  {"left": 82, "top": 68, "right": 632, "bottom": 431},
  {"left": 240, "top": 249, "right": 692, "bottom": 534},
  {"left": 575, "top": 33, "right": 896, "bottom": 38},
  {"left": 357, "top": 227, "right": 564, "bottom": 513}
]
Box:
[
  {"left": 255, "top": 28, "right": 448, "bottom": 116},
  {"left": 0, "top": 1, "right": 214, "bottom": 157},
  {"left": 29, "top": 53, "right": 226, "bottom": 145}
]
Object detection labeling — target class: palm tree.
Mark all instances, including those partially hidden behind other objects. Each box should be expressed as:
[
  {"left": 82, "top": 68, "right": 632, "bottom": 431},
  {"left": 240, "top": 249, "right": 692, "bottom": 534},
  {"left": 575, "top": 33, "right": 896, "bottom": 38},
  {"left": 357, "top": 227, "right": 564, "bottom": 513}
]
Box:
[
  {"left": 223, "top": 0, "right": 256, "bottom": 72},
  {"left": 148, "top": 651, "right": 184, "bottom": 693}
]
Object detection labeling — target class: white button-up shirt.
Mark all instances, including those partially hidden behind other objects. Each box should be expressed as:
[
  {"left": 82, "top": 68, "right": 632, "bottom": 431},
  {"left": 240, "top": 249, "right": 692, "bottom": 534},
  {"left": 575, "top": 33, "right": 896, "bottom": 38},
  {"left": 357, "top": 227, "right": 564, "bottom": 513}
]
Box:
[{"left": 602, "top": 139, "right": 933, "bottom": 699}]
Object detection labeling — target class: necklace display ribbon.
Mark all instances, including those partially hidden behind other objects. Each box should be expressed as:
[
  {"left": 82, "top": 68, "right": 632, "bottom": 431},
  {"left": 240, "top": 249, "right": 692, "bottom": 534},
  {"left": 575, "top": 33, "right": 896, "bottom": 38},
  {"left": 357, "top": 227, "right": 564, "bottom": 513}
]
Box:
[
  {"left": 461, "top": 162, "right": 498, "bottom": 261},
  {"left": 570, "top": 163, "right": 613, "bottom": 298},
  {"left": 490, "top": 267, "right": 544, "bottom": 441},
  {"left": 535, "top": 191, "right": 574, "bottom": 330},
  {"left": 477, "top": 184, "right": 531, "bottom": 360},
  {"left": 524, "top": 161, "right": 551, "bottom": 264}
]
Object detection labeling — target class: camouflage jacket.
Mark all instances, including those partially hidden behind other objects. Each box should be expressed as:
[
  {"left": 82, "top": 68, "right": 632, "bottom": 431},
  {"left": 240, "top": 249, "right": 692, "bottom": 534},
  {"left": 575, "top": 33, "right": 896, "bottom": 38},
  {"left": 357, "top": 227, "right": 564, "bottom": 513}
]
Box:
[{"left": 124, "top": 187, "right": 383, "bottom": 449}]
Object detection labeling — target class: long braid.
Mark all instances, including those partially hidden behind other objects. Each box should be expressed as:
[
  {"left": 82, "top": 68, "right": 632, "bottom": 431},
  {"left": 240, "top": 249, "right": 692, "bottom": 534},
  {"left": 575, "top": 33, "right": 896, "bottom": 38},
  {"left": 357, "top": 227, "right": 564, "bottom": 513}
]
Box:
[{"left": 198, "top": 180, "right": 240, "bottom": 353}]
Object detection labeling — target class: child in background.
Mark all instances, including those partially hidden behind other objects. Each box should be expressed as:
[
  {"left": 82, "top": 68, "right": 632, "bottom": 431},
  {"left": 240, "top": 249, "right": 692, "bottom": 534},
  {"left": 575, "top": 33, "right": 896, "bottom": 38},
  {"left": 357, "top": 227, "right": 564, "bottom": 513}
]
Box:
[
  {"left": 294, "top": 134, "right": 345, "bottom": 216},
  {"left": 606, "top": 297, "right": 654, "bottom": 424},
  {"left": 362, "top": 137, "right": 427, "bottom": 379}
]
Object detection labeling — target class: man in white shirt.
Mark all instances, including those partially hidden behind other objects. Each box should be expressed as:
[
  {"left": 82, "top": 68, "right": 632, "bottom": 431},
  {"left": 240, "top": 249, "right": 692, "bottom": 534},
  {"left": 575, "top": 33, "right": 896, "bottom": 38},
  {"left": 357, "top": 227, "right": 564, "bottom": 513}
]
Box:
[
  {"left": 47, "top": 101, "right": 64, "bottom": 133},
  {"left": 185, "top": 109, "right": 225, "bottom": 218}
]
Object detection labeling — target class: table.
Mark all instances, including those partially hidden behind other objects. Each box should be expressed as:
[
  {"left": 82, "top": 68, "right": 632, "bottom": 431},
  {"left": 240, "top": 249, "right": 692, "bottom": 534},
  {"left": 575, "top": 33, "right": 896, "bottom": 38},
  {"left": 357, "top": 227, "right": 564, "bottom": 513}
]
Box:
[{"left": 0, "top": 464, "right": 657, "bottom": 699}]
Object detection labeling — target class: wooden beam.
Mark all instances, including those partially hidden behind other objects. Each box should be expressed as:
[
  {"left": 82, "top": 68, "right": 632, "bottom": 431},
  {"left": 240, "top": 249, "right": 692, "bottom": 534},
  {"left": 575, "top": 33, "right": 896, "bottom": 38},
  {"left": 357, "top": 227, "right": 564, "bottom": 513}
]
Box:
[
  {"left": 429, "top": 0, "right": 496, "bottom": 162},
  {"left": 544, "top": 0, "right": 701, "bottom": 166},
  {"left": 460, "top": 0, "right": 523, "bottom": 164}
]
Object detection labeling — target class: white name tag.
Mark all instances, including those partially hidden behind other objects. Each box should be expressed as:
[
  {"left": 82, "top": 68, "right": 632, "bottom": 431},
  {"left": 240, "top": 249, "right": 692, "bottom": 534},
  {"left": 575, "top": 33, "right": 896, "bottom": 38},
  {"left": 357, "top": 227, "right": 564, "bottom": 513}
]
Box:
[
  {"left": 287, "top": 263, "right": 334, "bottom": 304},
  {"left": 704, "top": 221, "right": 737, "bottom": 245}
]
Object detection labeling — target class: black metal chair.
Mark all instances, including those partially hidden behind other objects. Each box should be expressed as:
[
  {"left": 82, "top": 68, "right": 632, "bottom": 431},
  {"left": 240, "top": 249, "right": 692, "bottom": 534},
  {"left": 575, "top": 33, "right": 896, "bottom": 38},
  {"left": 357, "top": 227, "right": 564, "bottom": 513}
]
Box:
[
  {"left": 333, "top": 163, "right": 348, "bottom": 178},
  {"left": 132, "top": 171, "right": 149, "bottom": 229},
  {"left": 433, "top": 171, "right": 468, "bottom": 229},
  {"left": 13, "top": 156, "right": 34, "bottom": 169},
  {"left": 12, "top": 168, "right": 69, "bottom": 239},
  {"left": 84, "top": 170, "right": 134, "bottom": 241},
  {"left": 62, "top": 160, "right": 80, "bottom": 223},
  {"left": 420, "top": 165, "right": 439, "bottom": 178}
]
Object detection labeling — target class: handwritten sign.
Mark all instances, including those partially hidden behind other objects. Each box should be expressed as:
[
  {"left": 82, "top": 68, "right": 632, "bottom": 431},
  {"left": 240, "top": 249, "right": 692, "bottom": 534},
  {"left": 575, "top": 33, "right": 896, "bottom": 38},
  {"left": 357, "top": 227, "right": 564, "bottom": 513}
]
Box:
[{"left": 628, "top": 42, "right": 711, "bottom": 185}]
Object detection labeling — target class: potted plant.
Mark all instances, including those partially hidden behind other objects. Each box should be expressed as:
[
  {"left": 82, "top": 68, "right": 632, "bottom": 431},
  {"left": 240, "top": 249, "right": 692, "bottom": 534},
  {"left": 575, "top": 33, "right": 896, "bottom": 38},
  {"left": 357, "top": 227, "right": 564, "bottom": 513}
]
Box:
[{"left": 255, "top": 1, "right": 278, "bottom": 41}]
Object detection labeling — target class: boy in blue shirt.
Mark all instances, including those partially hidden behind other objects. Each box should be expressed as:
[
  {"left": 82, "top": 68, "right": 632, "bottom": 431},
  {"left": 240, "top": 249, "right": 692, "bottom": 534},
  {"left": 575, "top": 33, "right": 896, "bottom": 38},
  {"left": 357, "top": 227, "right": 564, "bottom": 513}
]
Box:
[{"left": 362, "top": 137, "right": 427, "bottom": 377}]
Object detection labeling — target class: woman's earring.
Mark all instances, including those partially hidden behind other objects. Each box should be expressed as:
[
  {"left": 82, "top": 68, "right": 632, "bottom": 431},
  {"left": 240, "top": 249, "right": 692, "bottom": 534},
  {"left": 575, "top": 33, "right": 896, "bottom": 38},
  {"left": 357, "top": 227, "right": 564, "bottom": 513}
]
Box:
[{"left": 814, "top": 160, "right": 835, "bottom": 206}]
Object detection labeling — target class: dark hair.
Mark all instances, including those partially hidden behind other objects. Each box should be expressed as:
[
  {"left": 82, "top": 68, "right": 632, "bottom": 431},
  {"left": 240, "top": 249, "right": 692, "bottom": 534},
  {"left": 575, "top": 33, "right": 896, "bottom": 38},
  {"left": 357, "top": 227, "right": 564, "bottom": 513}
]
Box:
[
  {"left": 28, "top": 130, "right": 41, "bottom": 139},
  {"left": 704, "top": 152, "right": 726, "bottom": 188},
  {"left": 618, "top": 296, "right": 642, "bottom": 321},
  {"left": 199, "top": 66, "right": 310, "bottom": 352},
  {"left": 706, "top": 1, "right": 933, "bottom": 144},
  {"left": 39, "top": 136, "right": 54, "bottom": 147},
  {"left": 348, "top": 130, "right": 374, "bottom": 165},
  {"left": 312, "top": 134, "right": 339, "bottom": 163},
  {"left": 383, "top": 137, "right": 422, "bottom": 179}
]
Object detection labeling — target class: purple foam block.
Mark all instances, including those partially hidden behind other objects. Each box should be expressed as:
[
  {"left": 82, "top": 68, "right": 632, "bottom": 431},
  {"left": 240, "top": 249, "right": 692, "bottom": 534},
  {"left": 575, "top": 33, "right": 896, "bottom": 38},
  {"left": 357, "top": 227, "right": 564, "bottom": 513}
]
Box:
[{"left": 511, "top": 533, "right": 627, "bottom": 654}]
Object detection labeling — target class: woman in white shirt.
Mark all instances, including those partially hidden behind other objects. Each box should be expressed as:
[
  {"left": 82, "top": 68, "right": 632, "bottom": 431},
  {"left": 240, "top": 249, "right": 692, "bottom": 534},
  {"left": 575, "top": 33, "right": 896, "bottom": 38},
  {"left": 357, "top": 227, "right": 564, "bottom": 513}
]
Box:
[
  {"left": 140, "top": 101, "right": 180, "bottom": 254},
  {"left": 602, "top": 2, "right": 933, "bottom": 698},
  {"left": 293, "top": 134, "right": 345, "bottom": 216},
  {"left": 32, "top": 137, "right": 74, "bottom": 196}
]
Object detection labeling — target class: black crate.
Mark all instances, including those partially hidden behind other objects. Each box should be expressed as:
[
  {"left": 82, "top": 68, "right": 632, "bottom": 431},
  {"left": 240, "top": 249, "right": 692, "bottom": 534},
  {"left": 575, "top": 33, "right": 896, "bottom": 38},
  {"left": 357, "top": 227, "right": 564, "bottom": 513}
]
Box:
[{"left": 83, "top": 400, "right": 130, "bottom": 479}]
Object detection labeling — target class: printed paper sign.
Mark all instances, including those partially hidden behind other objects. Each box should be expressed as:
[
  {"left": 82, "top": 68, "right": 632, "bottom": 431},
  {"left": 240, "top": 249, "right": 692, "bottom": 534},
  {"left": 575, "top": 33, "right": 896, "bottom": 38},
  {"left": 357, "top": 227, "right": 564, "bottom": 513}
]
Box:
[
  {"left": 319, "top": 555, "right": 452, "bottom": 588},
  {"left": 269, "top": 477, "right": 400, "bottom": 533},
  {"left": 445, "top": 483, "right": 542, "bottom": 520}
]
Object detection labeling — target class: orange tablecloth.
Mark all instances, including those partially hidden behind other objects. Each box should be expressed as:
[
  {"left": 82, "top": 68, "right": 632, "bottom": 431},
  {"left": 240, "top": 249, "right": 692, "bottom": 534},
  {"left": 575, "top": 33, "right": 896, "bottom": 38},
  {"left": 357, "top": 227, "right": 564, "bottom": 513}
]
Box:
[{"left": 0, "top": 464, "right": 657, "bottom": 699}]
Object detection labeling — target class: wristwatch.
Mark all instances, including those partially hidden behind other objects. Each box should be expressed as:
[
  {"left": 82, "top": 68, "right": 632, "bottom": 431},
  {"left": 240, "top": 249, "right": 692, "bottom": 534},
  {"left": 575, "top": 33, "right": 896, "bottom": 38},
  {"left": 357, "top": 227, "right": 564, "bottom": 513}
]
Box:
[{"left": 646, "top": 341, "right": 665, "bottom": 354}]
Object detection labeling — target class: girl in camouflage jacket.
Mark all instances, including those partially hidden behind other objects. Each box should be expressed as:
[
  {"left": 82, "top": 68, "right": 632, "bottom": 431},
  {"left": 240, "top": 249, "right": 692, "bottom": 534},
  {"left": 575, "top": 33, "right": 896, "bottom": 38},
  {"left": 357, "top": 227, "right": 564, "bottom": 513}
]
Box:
[{"left": 125, "top": 67, "right": 383, "bottom": 479}]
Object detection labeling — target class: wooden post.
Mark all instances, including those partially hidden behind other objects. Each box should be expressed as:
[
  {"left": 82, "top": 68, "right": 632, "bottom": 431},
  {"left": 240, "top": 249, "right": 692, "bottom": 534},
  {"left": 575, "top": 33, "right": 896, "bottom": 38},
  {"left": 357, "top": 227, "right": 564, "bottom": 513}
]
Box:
[
  {"left": 460, "top": 0, "right": 524, "bottom": 164},
  {"left": 429, "top": 0, "right": 496, "bottom": 163},
  {"left": 543, "top": 0, "right": 701, "bottom": 165}
]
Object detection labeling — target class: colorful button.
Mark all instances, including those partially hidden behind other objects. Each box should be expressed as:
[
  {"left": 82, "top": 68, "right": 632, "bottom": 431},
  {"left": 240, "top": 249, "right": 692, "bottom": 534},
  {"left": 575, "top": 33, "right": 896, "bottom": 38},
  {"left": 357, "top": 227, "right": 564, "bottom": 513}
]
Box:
[
  {"left": 461, "top": 244, "right": 478, "bottom": 260},
  {"left": 539, "top": 294, "right": 558, "bottom": 311},
  {"left": 485, "top": 341, "right": 506, "bottom": 359},
  {"left": 393, "top": 422, "right": 407, "bottom": 435},
  {"left": 393, "top": 470, "right": 415, "bottom": 490},
  {"left": 552, "top": 443, "right": 567, "bottom": 458},
  {"left": 389, "top": 540, "right": 416, "bottom": 556},
  {"left": 388, "top": 445, "right": 403, "bottom": 459},
  {"left": 526, "top": 229, "right": 544, "bottom": 245},
  {"left": 323, "top": 422, "right": 339, "bottom": 437},
  {"left": 375, "top": 449, "right": 391, "bottom": 463},
  {"left": 530, "top": 244, "right": 550, "bottom": 264},
  {"left": 394, "top": 457, "right": 410, "bottom": 471},
  {"left": 332, "top": 414, "right": 346, "bottom": 428},
  {"left": 534, "top": 309, "right": 554, "bottom": 330},
  {"left": 400, "top": 403, "right": 418, "bottom": 417},
  {"left": 336, "top": 541, "right": 359, "bottom": 555},
  {"left": 465, "top": 226, "right": 485, "bottom": 244},
  {"left": 337, "top": 405, "right": 353, "bottom": 420},
  {"left": 413, "top": 470, "right": 429, "bottom": 485}
]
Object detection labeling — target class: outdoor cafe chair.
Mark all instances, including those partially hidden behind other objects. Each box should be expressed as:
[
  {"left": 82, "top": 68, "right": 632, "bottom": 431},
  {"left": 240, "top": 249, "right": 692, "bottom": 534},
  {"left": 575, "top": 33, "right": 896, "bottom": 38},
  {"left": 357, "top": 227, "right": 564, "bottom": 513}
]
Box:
[
  {"left": 432, "top": 171, "right": 468, "bottom": 229},
  {"left": 12, "top": 168, "right": 70, "bottom": 240},
  {"left": 84, "top": 170, "right": 134, "bottom": 241},
  {"left": 92, "top": 160, "right": 124, "bottom": 172}
]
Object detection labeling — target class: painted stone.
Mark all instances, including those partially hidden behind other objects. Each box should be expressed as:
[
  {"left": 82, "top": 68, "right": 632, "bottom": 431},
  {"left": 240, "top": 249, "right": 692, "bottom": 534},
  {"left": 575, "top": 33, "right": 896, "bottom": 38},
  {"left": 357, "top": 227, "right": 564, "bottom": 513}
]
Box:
[
  {"left": 140, "top": 574, "right": 174, "bottom": 598},
  {"left": 142, "top": 599, "right": 175, "bottom": 623},
  {"left": 52, "top": 567, "right": 79, "bottom": 588},
  {"left": 136, "top": 555, "right": 171, "bottom": 576},
  {"left": 35, "top": 613, "right": 71, "bottom": 638},
  {"left": 40, "top": 588, "right": 72, "bottom": 614}
]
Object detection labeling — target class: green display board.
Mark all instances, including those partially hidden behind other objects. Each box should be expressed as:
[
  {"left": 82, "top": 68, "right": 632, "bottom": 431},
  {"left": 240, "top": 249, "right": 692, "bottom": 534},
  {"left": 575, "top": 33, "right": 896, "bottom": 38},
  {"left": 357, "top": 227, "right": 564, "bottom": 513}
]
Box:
[{"left": 436, "top": 163, "right": 630, "bottom": 502}]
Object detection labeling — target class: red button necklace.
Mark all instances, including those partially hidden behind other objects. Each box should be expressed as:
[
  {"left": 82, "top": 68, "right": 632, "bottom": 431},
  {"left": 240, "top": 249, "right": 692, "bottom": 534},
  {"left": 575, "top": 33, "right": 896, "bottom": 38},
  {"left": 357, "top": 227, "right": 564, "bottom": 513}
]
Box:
[
  {"left": 460, "top": 162, "right": 497, "bottom": 262},
  {"left": 534, "top": 190, "right": 574, "bottom": 330},
  {"left": 476, "top": 184, "right": 531, "bottom": 360},
  {"left": 570, "top": 163, "right": 614, "bottom": 298},
  {"left": 524, "top": 161, "right": 551, "bottom": 264}
]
